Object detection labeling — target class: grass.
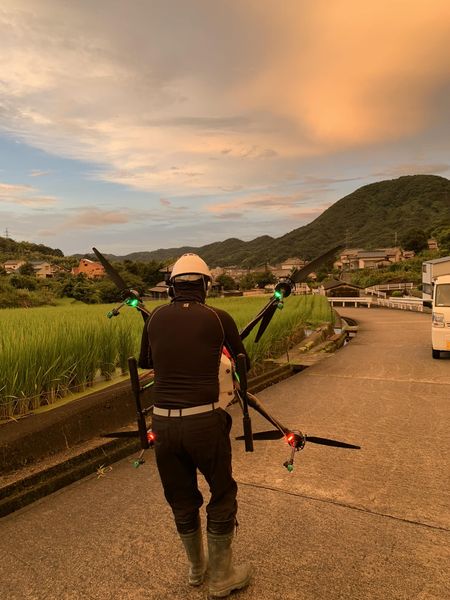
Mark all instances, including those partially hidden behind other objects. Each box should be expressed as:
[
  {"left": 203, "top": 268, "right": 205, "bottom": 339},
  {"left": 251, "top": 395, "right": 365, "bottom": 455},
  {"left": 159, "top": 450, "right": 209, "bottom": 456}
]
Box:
[{"left": 0, "top": 294, "right": 333, "bottom": 419}]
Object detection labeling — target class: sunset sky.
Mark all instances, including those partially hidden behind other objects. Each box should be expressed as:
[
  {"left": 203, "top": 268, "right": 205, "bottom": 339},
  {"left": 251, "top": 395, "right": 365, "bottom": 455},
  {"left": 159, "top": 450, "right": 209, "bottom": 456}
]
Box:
[{"left": 1, "top": 0, "right": 449, "bottom": 255}]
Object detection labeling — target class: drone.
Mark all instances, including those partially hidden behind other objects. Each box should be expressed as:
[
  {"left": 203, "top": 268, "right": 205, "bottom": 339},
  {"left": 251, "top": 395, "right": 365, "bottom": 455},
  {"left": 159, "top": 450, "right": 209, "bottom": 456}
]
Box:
[{"left": 93, "top": 245, "right": 360, "bottom": 471}]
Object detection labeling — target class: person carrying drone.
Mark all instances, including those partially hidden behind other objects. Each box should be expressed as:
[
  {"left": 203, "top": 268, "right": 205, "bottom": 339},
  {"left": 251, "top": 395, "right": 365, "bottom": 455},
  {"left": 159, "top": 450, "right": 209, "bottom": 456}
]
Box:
[{"left": 138, "top": 253, "right": 252, "bottom": 597}]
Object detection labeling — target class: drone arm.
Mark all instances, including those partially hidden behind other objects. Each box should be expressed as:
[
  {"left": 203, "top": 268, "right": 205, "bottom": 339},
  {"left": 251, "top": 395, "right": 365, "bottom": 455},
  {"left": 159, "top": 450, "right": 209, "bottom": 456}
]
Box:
[
  {"left": 236, "top": 354, "right": 253, "bottom": 452},
  {"left": 128, "top": 357, "right": 150, "bottom": 450},
  {"left": 246, "top": 392, "right": 289, "bottom": 436}
]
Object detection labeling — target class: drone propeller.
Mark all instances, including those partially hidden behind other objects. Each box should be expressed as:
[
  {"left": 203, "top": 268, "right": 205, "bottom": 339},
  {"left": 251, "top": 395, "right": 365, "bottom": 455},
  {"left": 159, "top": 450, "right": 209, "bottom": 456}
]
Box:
[
  {"left": 92, "top": 247, "right": 128, "bottom": 292},
  {"left": 239, "top": 245, "right": 343, "bottom": 343},
  {"left": 254, "top": 302, "right": 278, "bottom": 342},
  {"left": 92, "top": 247, "right": 150, "bottom": 320},
  {"left": 240, "top": 296, "right": 276, "bottom": 341},
  {"left": 236, "top": 430, "right": 360, "bottom": 449},
  {"left": 290, "top": 244, "right": 343, "bottom": 284}
]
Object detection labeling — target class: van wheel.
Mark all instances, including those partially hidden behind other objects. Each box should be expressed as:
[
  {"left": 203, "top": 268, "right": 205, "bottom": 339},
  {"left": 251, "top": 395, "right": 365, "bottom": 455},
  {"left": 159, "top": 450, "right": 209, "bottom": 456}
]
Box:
[{"left": 432, "top": 349, "right": 441, "bottom": 359}]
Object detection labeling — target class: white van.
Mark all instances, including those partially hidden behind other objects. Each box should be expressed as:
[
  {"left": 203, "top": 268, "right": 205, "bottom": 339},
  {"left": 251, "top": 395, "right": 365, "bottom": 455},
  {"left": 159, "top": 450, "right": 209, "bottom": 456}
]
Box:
[{"left": 431, "top": 274, "right": 450, "bottom": 358}]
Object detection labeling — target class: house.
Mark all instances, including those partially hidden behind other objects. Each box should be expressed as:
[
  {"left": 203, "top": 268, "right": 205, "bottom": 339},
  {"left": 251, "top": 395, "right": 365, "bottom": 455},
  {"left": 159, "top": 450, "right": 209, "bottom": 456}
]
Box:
[
  {"left": 335, "top": 247, "right": 410, "bottom": 270},
  {"left": 280, "top": 257, "right": 306, "bottom": 271},
  {"left": 4, "top": 260, "right": 25, "bottom": 273},
  {"left": 357, "top": 251, "right": 392, "bottom": 269},
  {"left": 334, "top": 248, "right": 361, "bottom": 270},
  {"left": 72, "top": 258, "right": 105, "bottom": 278},
  {"left": 428, "top": 238, "right": 439, "bottom": 250},
  {"left": 147, "top": 281, "right": 169, "bottom": 299},
  {"left": 319, "top": 279, "right": 362, "bottom": 297},
  {"left": 30, "top": 261, "right": 54, "bottom": 278}
]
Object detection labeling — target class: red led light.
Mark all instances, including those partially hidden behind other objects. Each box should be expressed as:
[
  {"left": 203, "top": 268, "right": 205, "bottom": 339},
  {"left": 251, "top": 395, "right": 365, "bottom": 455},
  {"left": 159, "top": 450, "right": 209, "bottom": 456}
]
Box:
[
  {"left": 147, "top": 431, "right": 156, "bottom": 442},
  {"left": 286, "top": 433, "right": 295, "bottom": 444}
]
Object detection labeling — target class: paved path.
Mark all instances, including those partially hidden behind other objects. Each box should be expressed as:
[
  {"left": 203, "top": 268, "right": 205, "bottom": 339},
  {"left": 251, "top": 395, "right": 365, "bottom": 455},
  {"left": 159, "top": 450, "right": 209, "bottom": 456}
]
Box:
[{"left": 1, "top": 308, "right": 449, "bottom": 600}]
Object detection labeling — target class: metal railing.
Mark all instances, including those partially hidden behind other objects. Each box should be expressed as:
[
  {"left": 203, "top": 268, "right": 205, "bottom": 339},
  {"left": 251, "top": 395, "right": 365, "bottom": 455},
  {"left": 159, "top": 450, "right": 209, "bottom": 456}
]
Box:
[
  {"left": 365, "top": 282, "right": 415, "bottom": 298},
  {"left": 328, "top": 297, "right": 374, "bottom": 308},
  {"left": 376, "top": 297, "right": 424, "bottom": 312},
  {"left": 327, "top": 296, "right": 425, "bottom": 312}
]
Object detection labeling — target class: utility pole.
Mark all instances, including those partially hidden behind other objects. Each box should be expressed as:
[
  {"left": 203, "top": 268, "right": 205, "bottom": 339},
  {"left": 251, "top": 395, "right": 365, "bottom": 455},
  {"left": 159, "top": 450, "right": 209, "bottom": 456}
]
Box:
[{"left": 4, "top": 227, "right": 9, "bottom": 239}]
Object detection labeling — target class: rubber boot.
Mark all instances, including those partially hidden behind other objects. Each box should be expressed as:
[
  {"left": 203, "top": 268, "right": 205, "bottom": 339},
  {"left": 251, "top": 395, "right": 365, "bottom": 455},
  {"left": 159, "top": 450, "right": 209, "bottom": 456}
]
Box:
[
  {"left": 179, "top": 528, "right": 207, "bottom": 586},
  {"left": 207, "top": 531, "right": 252, "bottom": 598}
]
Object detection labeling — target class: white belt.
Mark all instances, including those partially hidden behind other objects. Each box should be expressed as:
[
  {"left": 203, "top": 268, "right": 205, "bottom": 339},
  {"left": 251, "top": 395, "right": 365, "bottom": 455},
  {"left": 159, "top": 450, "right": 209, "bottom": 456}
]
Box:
[{"left": 153, "top": 403, "right": 217, "bottom": 417}]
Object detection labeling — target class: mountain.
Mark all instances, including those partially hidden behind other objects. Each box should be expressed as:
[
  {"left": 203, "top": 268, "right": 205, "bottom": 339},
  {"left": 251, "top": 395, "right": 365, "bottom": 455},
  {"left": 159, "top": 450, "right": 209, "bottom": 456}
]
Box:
[{"left": 107, "top": 174, "right": 450, "bottom": 267}]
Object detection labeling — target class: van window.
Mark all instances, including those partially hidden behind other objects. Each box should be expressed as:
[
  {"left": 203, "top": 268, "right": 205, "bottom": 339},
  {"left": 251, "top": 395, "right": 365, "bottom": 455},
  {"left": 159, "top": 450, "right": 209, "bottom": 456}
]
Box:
[
  {"left": 423, "top": 283, "right": 432, "bottom": 296},
  {"left": 435, "top": 284, "right": 450, "bottom": 307}
]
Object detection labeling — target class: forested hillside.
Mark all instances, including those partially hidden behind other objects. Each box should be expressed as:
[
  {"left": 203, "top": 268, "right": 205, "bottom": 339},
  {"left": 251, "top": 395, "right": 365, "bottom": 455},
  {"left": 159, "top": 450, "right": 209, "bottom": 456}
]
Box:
[
  {"left": 0, "top": 237, "right": 64, "bottom": 262},
  {"left": 109, "top": 174, "right": 450, "bottom": 266}
]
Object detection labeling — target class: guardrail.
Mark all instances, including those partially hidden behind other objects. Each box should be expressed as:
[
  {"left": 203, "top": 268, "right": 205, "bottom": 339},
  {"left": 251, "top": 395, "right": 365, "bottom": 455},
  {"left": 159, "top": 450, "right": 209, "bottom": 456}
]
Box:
[
  {"left": 328, "top": 296, "right": 425, "bottom": 312},
  {"left": 376, "top": 298, "right": 425, "bottom": 312},
  {"left": 364, "top": 283, "right": 415, "bottom": 299},
  {"left": 328, "top": 297, "right": 374, "bottom": 308}
]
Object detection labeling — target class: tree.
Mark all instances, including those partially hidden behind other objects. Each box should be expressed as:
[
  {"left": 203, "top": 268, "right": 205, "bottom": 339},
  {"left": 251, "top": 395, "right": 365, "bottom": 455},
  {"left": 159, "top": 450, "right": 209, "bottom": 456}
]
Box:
[
  {"left": 434, "top": 227, "right": 450, "bottom": 254},
  {"left": 400, "top": 228, "right": 428, "bottom": 253},
  {"left": 239, "top": 273, "right": 256, "bottom": 290},
  {"left": 253, "top": 271, "right": 277, "bottom": 289},
  {"left": 9, "top": 274, "right": 37, "bottom": 290},
  {"left": 95, "top": 278, "right": 122, "bottom": 303},
  {"left": 71, "top": 279, "right": 99, "bottom": 303},
  {"left": 18, "top": 261, "right": 36, "bottom": 276},
  {"left": 216, "top": 274, "right": 236, "bottom": 290}
]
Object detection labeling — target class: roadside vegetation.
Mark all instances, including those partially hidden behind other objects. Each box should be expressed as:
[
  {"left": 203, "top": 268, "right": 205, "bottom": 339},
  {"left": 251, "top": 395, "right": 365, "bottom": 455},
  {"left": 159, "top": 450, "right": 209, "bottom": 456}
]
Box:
[{"left": 0, "top": 295, "right": 333, "bottom": 420}]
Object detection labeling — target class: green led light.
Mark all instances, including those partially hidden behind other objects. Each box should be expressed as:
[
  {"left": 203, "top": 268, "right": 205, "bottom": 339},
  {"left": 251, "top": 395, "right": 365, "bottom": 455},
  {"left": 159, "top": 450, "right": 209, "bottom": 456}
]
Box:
[
  {"left": 287, "top": 464, "right": 294, "bottom": 472},
  {"left": 274, "top": 290, "right": 282, "bottom": 300},
  {"left": 126, "top": 298, "right": 139, "bottom": 307}
]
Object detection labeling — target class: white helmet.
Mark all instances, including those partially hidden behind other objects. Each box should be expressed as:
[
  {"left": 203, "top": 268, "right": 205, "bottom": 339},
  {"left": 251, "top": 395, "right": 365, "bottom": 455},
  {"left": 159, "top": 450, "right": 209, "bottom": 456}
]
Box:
[{"left": 170, "top": 253, "right": 211, "bottom": 282}]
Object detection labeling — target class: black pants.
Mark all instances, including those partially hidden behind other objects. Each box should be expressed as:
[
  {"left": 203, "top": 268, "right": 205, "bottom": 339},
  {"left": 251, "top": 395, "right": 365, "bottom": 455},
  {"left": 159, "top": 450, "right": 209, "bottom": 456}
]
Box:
[{"left": 152, "top": 409, "right": 237, "bottom": 534}]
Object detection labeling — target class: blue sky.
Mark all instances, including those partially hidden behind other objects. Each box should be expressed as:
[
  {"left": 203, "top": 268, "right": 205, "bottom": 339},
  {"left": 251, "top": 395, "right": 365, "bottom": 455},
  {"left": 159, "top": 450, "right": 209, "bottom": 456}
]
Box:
[{"left": 0, "top": 0, "right": 449, "bottom": 256}]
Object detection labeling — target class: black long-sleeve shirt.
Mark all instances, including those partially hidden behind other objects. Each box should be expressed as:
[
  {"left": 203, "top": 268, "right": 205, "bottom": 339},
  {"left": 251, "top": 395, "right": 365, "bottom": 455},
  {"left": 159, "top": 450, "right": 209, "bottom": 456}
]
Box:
[{"left": 138, "top": 298, "right": 250, "bottom": 409}]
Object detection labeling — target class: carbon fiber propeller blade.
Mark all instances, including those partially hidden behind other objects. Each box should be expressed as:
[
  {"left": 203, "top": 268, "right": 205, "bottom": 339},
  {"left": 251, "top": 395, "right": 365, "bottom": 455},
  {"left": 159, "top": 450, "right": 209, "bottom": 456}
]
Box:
[
  {"left": 306, "top": 436, "right": 360, "bottom": 449},
  {"left": 290, "top": 245, "right": 343, "bottom": 284},
  {"left": 92, "top": 247, "right": 128, "bottom": 291},
  {"left": 236, "top": 430, "right": 360, "bottom": 449},
  {"left": 240, "top": 297, "right": 276, "bottom": 340},
  {"left": 255, "top": 303, "right": 278, "bottom": 342}
]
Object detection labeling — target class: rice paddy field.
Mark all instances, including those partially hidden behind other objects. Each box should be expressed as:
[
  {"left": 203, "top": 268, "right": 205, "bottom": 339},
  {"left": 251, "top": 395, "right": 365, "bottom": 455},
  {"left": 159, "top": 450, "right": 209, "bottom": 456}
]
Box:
[{"left": 0, "top": 295, "right": 333, "bottom": 419}]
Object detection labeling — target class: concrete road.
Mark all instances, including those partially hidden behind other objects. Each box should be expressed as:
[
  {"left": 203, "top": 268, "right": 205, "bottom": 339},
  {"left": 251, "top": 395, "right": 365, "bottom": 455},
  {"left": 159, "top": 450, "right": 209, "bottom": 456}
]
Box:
[{"left": 1, "top": 308, "right": 449, "bottom": 600}]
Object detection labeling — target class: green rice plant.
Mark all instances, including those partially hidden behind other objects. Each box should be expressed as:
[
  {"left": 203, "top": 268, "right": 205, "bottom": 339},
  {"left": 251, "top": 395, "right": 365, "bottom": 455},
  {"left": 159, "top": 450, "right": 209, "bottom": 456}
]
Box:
[{"left": 0, "top": 294, "right": 332, "bottom": 419}]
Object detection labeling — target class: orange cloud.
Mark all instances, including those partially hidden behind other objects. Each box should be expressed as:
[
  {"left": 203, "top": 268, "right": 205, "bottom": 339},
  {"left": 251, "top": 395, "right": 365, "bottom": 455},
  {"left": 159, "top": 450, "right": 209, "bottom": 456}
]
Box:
[
  {"left": 0, "top": 0, "right": 448, "bottom": 201},
  {"left": 0, "top": 182, "right": 58, "bottom": 206},
  {"left": 208, "top": 192, "right": 323, "bottom": 216},
  {"left": 66, "top": 208, "right": 129, "bottom": 228},
  {"left": 237, "top": 1, "right": 450, "bottom": 149}
]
